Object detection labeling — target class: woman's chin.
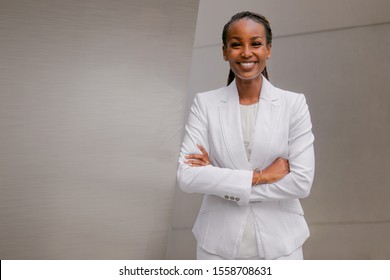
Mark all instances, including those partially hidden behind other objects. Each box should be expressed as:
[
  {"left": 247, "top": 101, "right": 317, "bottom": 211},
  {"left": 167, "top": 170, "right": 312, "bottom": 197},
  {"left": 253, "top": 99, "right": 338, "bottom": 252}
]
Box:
[{"left": 233, "top": 71, "right": 262, "bottom": 81}]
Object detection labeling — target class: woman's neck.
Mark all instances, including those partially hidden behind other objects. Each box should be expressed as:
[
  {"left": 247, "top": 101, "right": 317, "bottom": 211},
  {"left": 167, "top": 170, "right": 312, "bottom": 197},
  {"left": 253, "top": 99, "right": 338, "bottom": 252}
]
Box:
[{"left": 236, "top": 76, "right": 262, "bottom": 105}]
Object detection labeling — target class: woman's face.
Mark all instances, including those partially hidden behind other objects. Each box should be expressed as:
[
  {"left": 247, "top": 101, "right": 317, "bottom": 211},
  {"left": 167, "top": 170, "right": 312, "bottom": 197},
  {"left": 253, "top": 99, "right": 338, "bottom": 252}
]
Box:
[{"left": 223, "top": 18, "right": 271, "bottom": 82}]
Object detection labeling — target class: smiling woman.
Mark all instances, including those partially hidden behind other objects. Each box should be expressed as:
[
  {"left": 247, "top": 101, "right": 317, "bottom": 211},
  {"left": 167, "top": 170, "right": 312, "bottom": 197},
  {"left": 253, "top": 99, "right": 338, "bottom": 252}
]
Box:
[{"left": 177, "top": 11, "right": 315, "bottom": 260}]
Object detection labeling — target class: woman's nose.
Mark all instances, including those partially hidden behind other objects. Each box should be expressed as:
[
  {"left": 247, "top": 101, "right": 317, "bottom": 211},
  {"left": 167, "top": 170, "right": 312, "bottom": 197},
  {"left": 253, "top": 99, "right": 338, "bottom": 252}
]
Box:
[{"left": 241, "top": 45, "right": 252, "bottom": 57}]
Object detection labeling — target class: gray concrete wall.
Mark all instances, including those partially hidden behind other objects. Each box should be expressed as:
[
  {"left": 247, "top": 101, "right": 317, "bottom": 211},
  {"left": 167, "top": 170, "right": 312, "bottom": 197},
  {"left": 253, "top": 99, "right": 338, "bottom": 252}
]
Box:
[
  {"left": 167, "top": 0, "right": 390, "bottom": 259},
  {"left": 0, "top": 0, "right": 199, "bottom": 259}
]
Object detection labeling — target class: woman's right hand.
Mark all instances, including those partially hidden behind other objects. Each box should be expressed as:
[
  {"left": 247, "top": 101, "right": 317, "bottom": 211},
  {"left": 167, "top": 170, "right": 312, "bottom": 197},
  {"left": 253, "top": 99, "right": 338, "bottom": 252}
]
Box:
[
  {"left": 184, "top": 144, "right": 211, "bottom": 167},
  {"left": 253, "top": 157, "right": 290, "bottom": 185}
]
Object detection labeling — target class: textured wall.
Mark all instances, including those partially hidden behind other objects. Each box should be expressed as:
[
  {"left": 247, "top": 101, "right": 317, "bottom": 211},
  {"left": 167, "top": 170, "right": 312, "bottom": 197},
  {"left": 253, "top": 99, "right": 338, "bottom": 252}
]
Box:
[
  {"left": 167, "top": 0, "right": 390, "bottom": 259},
  {"left": 0, "top": 0, "right": 199, "bottom": 259}
]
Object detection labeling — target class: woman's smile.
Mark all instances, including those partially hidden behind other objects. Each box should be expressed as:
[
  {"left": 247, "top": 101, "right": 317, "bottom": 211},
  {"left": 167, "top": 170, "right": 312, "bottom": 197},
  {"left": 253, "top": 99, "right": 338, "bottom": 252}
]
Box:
[{"left": 237, "top": 61, "right": 258, "bottom": 69}]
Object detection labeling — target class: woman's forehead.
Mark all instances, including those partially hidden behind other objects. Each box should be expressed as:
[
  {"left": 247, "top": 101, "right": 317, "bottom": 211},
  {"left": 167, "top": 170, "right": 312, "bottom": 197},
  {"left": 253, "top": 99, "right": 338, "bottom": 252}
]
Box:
[{"left": 227, "top": 19, "right": 266, "bottom": 38}]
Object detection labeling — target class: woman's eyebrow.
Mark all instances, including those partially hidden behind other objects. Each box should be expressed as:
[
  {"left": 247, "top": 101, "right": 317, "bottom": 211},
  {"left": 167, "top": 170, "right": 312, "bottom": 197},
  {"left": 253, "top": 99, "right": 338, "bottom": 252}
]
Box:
[{"left": 229, "top": 35, "right": 264, "bottom": 40}]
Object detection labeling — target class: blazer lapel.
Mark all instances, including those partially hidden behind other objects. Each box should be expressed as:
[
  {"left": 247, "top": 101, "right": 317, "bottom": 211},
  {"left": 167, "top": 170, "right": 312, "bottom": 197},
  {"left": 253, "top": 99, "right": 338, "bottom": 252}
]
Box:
[
  {"left": 218, "top": 81, "right": 251, "bottom": 170},
  {"left": 250, "top": 77, "right": 281, "bottom": 169}
]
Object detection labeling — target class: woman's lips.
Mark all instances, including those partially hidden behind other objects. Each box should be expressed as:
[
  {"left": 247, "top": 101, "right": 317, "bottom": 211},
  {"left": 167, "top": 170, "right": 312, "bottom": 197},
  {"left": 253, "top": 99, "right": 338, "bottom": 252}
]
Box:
[{"left": 237, "top": 61, "right": 257, "bottom": 68}]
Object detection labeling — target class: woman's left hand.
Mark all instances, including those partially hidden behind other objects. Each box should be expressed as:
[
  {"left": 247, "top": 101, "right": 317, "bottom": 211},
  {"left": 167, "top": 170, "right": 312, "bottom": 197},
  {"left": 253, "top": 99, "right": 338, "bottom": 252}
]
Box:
[{"left": 185, "top": 144, "right": 211, "bottom": 167}]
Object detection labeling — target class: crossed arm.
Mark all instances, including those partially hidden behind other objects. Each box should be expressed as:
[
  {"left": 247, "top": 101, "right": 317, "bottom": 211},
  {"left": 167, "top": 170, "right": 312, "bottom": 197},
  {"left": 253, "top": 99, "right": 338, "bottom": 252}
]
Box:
[
  {"left": 185, "top": 144, "right": 290, "bottom": 186},
  {"left": 177, "top": 94, "right": 314, "bottom": 204}
]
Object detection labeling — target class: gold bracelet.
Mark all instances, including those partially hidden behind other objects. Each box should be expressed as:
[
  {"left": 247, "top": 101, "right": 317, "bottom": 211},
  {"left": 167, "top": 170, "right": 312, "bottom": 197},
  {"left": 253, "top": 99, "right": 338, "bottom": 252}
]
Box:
[{"left": 253, "top": 170, "right": 262, "bottom": 186}]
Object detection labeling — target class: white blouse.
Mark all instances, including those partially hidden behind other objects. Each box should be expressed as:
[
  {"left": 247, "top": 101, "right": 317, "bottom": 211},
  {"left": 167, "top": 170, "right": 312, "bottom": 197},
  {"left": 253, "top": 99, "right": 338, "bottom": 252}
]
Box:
[{"left": 238, "top": 102, "right": 264, "bottom": 258}]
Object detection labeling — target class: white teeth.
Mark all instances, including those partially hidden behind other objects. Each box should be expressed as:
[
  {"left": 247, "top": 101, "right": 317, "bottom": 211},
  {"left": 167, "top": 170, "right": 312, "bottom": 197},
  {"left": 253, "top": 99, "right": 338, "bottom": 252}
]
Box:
[{"left": 240, "top": 62, "right": 255, "bottom": 67}]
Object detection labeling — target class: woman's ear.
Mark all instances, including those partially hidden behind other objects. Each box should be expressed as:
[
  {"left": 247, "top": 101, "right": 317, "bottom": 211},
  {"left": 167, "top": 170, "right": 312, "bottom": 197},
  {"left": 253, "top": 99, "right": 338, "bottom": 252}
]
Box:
[
  {"left": 266, "top": 44, "right": 272, "bottom": 60},
  {"left": 222, "top": 45, "right": 227, "bottom": 61}
]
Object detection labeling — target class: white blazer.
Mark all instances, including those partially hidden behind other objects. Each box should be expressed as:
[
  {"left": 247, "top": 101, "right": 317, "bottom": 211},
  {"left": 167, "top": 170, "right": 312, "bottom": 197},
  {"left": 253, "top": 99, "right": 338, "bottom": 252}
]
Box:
[{"left": 177, "top": 76, "right": 315, "bottom": 259}]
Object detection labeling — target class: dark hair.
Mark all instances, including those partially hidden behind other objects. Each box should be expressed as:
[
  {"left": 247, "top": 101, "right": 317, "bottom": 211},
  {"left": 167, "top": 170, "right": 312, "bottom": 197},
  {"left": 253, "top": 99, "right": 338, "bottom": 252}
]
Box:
[{"left": 222, "top": 11, "right": 272, "bottom": 85}]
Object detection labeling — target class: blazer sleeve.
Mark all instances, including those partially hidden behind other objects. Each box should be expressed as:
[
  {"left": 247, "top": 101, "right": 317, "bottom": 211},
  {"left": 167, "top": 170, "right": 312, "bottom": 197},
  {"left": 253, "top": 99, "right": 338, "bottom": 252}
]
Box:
[
  {"left": 250, "top": 94, "right": 315, "bottom": 201},
  {"left": 177, "top": 94, "right": 253, "bottom": 206}
]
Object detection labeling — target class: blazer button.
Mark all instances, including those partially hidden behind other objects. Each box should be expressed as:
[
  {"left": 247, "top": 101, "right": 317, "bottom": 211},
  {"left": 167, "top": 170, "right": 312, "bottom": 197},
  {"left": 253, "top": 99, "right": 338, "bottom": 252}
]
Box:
[
  {"left": 224, "top": 195, "right": 229, "bottom": 199},
  {"left": 230, "top": 196, "right": 234, "bottom": 200},
  {"left": 235, "top": 197, "right": 240, "bottom": 201}
]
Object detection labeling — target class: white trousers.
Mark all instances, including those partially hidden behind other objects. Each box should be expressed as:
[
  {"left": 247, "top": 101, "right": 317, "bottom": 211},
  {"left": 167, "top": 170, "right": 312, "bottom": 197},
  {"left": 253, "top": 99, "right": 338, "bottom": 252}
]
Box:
[{"left": 197, "top": 245, "right": 304, "bottom": 260}]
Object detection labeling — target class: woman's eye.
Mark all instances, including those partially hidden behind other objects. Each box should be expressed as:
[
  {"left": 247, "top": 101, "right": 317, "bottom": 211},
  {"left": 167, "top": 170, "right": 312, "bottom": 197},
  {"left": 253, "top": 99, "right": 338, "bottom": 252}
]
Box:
[
  {"left": 231, "top": 42, "right": 241, "bottom": 47},
  {"left": 252, "top": 42, "right": 262, "bottom": 47}
]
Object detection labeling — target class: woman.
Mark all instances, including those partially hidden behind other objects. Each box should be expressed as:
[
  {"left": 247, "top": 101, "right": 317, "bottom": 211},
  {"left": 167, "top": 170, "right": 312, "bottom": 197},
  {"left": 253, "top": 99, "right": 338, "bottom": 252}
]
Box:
[{"left": 177, "top": 11, "right": 315, "bottom": 260}]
